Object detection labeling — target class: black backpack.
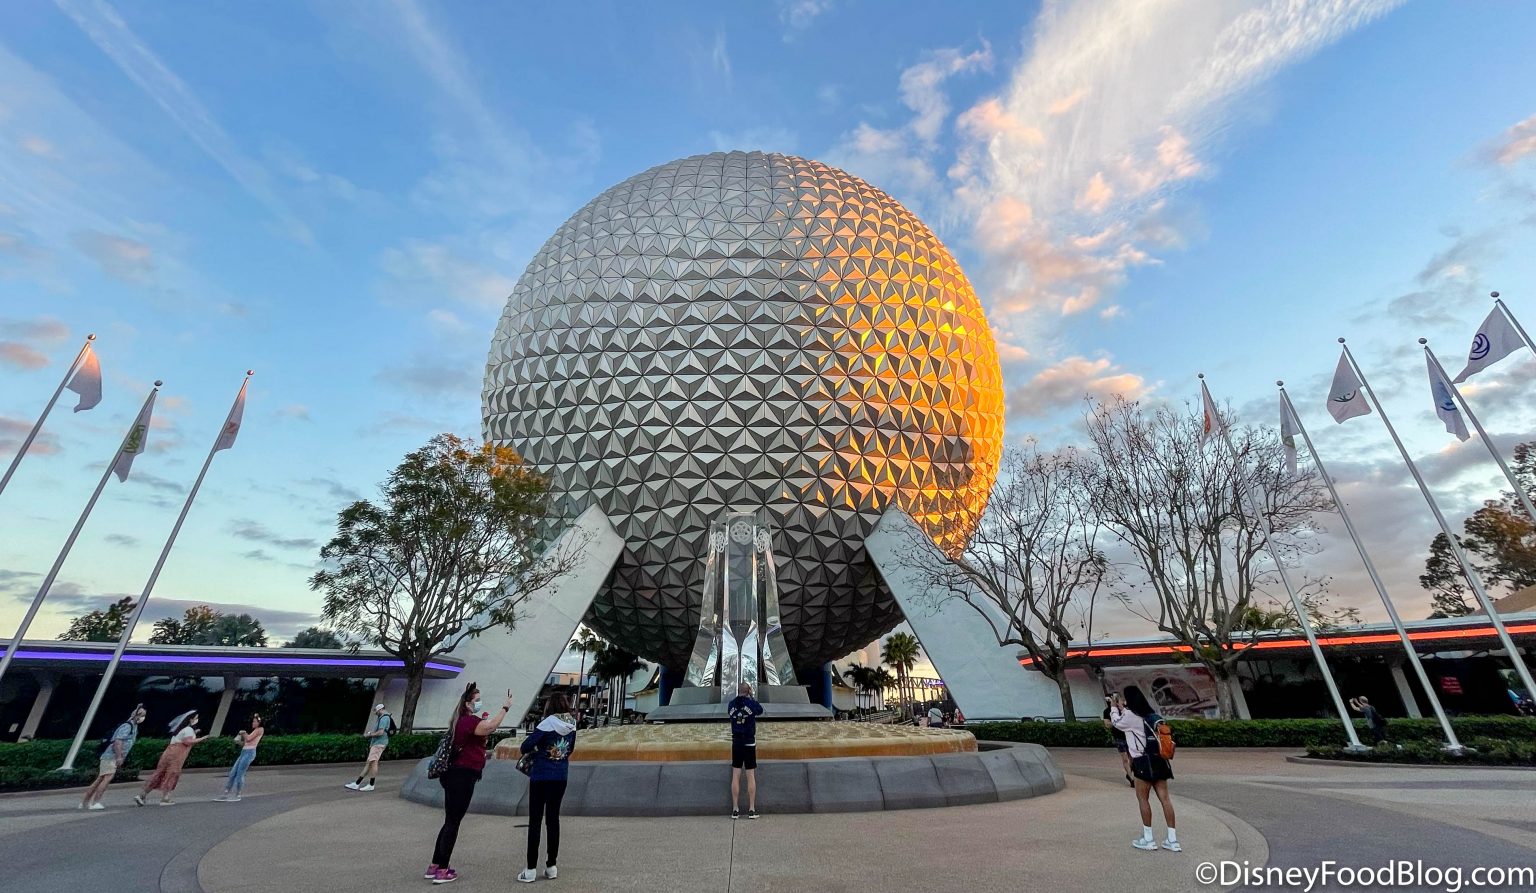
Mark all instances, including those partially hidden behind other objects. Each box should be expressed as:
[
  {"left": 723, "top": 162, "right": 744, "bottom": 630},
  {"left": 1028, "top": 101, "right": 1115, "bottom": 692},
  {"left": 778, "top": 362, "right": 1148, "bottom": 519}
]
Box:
[
  {"left": 385, "top": 714, "right": 399, "bottom": 736},
  {"left": 96, "top": 723, "right": 129, "bottom": 758}
]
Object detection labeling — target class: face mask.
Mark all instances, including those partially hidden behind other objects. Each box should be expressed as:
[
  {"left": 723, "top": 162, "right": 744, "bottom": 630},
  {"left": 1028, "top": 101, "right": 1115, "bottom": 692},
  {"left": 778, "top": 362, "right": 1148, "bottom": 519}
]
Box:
[{"left": 472, "top": 699, "right": 484, "bottom": 712}]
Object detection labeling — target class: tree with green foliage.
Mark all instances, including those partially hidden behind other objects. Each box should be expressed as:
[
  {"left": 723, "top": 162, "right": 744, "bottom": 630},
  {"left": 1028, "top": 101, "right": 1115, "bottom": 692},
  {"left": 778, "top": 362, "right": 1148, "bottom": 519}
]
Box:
[
  {"left": 1422, "top": 442, "right": 1536, "bottom": 618},
  {"left": 569, "top": 628, "right": 605, "bottom": 713},
  {"left": 147, "top": 605, "right": 266, "bottom": 646},
  {"left": 58, "top": 597, "right": 136, "bottom": 642},
  {"left": 590, "top": 644, "right": 648, "bottom": 717},
  {"left": 311, "top": 434, "right": 583, "bottom": 731},
  {"left": 283, "top": 627, "right": 347, "bottom": 649},
  {"left": 881, "top": 632, "right": 922, "bottom": 719}
]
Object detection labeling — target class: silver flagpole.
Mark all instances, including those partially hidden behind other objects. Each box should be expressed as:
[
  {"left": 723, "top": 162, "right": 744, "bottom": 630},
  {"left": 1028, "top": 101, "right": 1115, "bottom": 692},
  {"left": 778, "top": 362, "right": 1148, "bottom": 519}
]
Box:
[
  {"left": 1278, "top": 383, "right": 1462, "bottom": 750},
  {"left": 61, "top": 372, "right": 251, "bottom": 771},
  {"left": 0, "top": 381, "right": 159, "bottom": 689},
  {"left": 1200, "top": 376, "right": 1365, "bottom": 750},
  {"left": 1423, "top": 339, "right": 1536, "bottom": 527},
  {"left": 1491, "top": 292, "right": 1536, "bottom": 353},
  {"left": 0, "top": 334, "right": 95, "bottom": 498},
  {"left": 1340, "top": 339, "right": 1536, "bottom": 701}
]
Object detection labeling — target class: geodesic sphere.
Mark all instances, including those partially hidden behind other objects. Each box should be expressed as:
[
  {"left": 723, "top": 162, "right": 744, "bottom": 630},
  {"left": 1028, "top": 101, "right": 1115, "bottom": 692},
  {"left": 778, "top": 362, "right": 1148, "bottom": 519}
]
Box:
[{"left": 483, "top": 152, "right": 1004, "bottom": 674}]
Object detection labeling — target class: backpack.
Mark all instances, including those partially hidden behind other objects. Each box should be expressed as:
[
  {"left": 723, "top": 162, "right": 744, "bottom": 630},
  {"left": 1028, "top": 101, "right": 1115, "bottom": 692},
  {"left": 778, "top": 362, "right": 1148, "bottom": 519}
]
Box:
[
  {"left": 385, "top": 714, "right": 399, "bottom": 736},
  {"left": 426, "top": 730, "right": 458, "bottom": 779},
  {"left": 96, "top": 723, "right": 129, "bottom": 758},
  {"left": 1146, "top": 715, "right": 1176, "bottom": 760}
]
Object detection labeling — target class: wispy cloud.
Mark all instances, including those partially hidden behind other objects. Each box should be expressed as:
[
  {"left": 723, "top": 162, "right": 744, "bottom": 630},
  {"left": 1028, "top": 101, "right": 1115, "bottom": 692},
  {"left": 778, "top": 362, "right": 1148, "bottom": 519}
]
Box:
[
  {"left": 228, "top": 518, "right": 317, "bottom": 551},
  {"left": 70, "top": 229, "right": 154, "bottom": 283},
  {"left": 374, "top": 355, "right": 479, "bottom": 400},
  {"left": 952, "top": 0, "right": 1402, "bottom": 317},
  {"left": 0, "top": 343, "right": 50, "bottom": 370},
  {"left": 380, "top": 240, "right": 515, "bottom": 309},
  {"left": 1483, "top": 112, "right": 1536, "bottom": 167},
  {"left": 51, "top": 0, "right": 312, "bottom": 242},
  {"left": 1006, "top": 356, "right": 1151, "bottom": 418},
  {"left": 776, "top": 0, "right": 831, "bottom": 34},
  {"left": 0, "top": 416, "right": 60, "bottom": 454}
]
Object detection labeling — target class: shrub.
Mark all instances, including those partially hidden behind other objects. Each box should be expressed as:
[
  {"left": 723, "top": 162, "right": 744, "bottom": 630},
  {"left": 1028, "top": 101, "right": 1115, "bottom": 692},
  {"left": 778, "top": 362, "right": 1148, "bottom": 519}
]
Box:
[
  {"left": 968, "top": 716, "right": 1536, "bottom": 748},
  {"left": 1307, "top": 737, "right": 1536, "bottom": 766},
  {"left": 0, "top": 766, "right": 140, "bottom": 793}
]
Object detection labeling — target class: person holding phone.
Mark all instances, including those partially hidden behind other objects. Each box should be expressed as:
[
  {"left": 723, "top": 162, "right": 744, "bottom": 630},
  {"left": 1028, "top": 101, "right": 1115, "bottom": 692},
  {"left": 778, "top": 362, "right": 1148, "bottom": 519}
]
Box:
[
  {"left": 425, "top": 683, "right": 513, "bottom": 885},
  {"left": 1108, "top": 688, "right": 1179, "bottom": 852}
]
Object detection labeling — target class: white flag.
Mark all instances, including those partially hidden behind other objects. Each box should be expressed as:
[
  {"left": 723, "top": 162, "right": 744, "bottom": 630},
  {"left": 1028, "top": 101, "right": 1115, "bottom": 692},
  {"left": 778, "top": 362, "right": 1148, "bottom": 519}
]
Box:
[
  {"left": 1326, "top": 351, "right": 1371, "bottom": 424},
  {"left": 112, "top": 391, "right": 156, "bottom": 482},
  {"left": 1280, "top": 398, "right": 1299, "bottom": 476},
  {"left": 1427, "top": 354, "right": 1470, "bottom": 442},
  {"left": 214, "top": 381, "right": 247, "bottom": 452},
  {"left": 65, "top": 345, "right": 102, "bottom": 412},
  {"left": 1453, "top": 306, "right": 1525, "bottom": 383},
  {"left": 1199, "top": 381, "right": 1223, "bottom": 445}
]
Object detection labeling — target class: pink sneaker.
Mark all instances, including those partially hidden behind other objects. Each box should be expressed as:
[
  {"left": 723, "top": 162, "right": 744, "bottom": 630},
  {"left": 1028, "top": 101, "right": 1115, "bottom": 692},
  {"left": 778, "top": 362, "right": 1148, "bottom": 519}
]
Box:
[
  {"left": 424, "top": 864, "right": 439, "bottom": 880},
  {"left": 432, "top": 868, "right": 458, "bottom": 885}
]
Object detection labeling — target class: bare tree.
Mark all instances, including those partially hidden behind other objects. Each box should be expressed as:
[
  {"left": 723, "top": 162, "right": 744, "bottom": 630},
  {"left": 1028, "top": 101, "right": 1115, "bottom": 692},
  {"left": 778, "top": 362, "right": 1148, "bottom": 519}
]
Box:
[
  {"left": 312, "top": 434, "right": 585, "bottom": 730},
  {"left": 900, "top": 444, "right": 1106, "bottom": 720},
  {"left": 1083, "top": 397, "right": 1333, "bottom": 718}
]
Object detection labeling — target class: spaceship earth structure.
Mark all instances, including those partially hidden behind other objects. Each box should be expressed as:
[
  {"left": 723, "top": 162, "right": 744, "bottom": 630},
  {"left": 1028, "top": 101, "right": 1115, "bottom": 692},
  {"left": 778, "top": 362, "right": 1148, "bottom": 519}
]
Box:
[{"left": 483, "top": 151, "right": 1005, "bottom": 676}]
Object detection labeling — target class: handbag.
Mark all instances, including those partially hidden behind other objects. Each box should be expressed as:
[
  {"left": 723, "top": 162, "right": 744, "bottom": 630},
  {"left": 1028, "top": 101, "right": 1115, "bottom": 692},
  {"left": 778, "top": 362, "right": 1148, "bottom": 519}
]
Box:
[
  {"left": 516, "top": 752, "right": 535, "bottom": 776},
  {"left": 426, "top": 731, "right": 459, "bottom": 779}
]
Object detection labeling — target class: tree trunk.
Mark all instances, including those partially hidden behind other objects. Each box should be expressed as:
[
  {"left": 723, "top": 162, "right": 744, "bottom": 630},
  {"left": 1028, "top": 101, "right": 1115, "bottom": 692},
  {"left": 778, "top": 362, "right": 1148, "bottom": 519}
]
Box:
[
  {"left": 400, "top": 665, "right": 425, "bottom": 732},
  {"left": 1052, "top": 671, "right": 1077, "bottom": 722},
  {"left": 576, "top": 653, "right": 587, "bottom": 716},
  {"left": 1210, "top": 664, "right": 1237, "bottom": 719}
]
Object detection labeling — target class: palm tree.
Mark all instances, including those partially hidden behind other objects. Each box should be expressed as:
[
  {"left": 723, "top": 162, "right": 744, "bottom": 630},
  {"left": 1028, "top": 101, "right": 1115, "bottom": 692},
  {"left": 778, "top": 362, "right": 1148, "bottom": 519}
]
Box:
[
  {"left": 590, "top": 645, "right": 648, "bottom": 718},
  {"left": 882, "top": 632, "right": 922, "bottom": 719},
  {"left": 570, "top": 628, "right": 606, "bottom": 714},
  {"left": 842, "top": 663, "right": 879, "bottom": 710},
  {"left": 871, "top": 667, "right": 897, "bottom": 711}
]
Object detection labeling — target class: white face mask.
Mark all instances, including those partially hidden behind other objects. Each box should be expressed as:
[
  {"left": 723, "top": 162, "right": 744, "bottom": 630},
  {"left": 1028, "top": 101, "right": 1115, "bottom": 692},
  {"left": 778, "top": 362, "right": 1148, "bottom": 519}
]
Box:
[{"left": 472, "top": 699, "right": 484, "bottom": 713}]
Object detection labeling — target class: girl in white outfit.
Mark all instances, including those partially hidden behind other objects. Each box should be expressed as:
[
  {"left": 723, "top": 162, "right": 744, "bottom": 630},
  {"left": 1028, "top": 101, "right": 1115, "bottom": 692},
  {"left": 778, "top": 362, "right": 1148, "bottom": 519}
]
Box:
[{"left": 1108, "top": 686, "right": 1179, "bottom": 852}]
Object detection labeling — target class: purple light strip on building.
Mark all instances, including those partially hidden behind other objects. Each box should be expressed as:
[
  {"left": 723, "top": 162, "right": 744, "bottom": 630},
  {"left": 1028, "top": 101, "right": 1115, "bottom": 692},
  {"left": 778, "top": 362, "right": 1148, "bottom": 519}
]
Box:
[{"left": 0, "top": 648, "right": 460, "bottom": 675}]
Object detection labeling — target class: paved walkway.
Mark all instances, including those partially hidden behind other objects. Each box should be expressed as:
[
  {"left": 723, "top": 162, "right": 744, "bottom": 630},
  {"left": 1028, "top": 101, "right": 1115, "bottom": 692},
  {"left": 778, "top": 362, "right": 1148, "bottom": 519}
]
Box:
[{"left": 0, "top": 749, "right": 1531, "bottom": 892}]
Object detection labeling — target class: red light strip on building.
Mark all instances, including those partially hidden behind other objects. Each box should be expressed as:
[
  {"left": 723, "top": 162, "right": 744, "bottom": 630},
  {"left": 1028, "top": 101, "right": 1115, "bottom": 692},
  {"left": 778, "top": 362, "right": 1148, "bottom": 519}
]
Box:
[{"left": 1017, "top": 623, "right": 1536, "bottom": 667}]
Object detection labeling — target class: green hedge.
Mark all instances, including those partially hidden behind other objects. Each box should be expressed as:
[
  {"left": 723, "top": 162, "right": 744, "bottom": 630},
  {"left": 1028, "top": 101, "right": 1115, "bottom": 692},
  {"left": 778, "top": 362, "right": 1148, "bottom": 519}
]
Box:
[
  {"left": 0, "top": 732, "right": 472, "bottom": 773},
  {"left": 968, "top": 716, "right": 1536, "bottom": 748},
  {"left": 0, "top": 766, "right": 140, "bottom": 793},
  {"left": 1307, "top": 738, "right": 1536, "bottom": 766}
]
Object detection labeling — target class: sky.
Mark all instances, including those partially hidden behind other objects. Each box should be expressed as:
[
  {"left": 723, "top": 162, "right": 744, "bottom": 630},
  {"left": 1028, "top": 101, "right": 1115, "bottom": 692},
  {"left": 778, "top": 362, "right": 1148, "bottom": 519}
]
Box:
[{"left": 2, "top": 1, "right": 1536, "bottom": 671}]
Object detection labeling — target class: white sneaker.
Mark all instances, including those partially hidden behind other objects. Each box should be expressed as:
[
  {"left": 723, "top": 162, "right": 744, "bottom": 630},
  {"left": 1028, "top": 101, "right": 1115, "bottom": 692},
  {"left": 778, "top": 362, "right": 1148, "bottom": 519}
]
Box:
[
  {"left": 344, "top": 781, "right": 361, "bottom": 791},
  {"left": 88, "top": 802, "right": 105, "bottom": 811},
  {"left": 545, "top": 866, "right": 558, "bottom": 879},
  {"left": 225, "top": 796, "right": 242, "bottom": 803},
  {"left": 1162, "top": 839, "right": 1182, "bottom": 853},
  {"left": 516, "top": 868, "right": 537, "bottom": 883},
  {"left": 1132, "top": 837, "right": 1157, "bottom": 851},
  {"left": 359, "top": 783, "right": 375, "bottom": 792}
]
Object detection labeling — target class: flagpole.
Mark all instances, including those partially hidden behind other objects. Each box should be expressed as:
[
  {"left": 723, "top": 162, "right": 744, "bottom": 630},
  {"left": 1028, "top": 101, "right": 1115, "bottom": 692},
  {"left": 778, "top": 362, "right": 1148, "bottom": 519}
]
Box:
[
  {"left": 0, "top": 334, "right": 95, "bottom": 498},
  {"left": 61, "top": 372, "right": 251, "bottom": 771},
  {"left": 1339, "top": 339, "right": 1536, "bottom": 701},
  {"left": 0, "top": 380, "right": 158, "bottom": 690},
  {"left": 1491, "top": 292, "right": 1536, "bottom": 354},
  {"left": 1278, "top": 383, "right": 1462, "bottom": 750},
  {"left": 1200, "top": 376, "right": 1366, "bottom": 751},
  {"left": 1424, "top": 338, "right": 1536, "bottom": 527}
]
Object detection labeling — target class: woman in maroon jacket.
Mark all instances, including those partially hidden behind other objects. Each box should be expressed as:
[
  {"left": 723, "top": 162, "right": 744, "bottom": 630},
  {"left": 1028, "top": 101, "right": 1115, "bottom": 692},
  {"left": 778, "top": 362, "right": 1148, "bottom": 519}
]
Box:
[{"left": 426, "top": 682, "right": 513, "bottom": 885}]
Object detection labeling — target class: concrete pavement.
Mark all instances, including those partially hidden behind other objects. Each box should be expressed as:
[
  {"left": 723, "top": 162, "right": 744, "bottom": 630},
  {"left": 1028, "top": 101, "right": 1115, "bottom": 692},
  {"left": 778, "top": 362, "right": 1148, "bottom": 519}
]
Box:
[{"left": 1, "top": 749, "right": 1532, "bottom": 892}]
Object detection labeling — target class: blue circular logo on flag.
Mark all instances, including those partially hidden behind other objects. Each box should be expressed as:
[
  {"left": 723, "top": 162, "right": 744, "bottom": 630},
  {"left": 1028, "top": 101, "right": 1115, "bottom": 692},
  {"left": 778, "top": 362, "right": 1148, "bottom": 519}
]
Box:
[{"left": 1469, "top": 332, "right": 1491, "bottom": 361}]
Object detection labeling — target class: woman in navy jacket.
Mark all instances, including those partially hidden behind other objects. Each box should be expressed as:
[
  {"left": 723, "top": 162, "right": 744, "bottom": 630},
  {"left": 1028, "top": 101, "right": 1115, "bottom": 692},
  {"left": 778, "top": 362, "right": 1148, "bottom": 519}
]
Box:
[{"left": 517, "top": 693, "right": 577, "bottom": 883}]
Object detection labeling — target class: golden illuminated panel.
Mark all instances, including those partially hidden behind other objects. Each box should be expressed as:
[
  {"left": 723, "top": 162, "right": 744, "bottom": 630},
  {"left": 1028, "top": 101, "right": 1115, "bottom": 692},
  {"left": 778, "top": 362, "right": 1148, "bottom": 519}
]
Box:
[
  {"left": 485, "top": 152, "right": 1005, "bottom": 673},
  {"left": 491, "top": 722, "right": 978, "bottom": 763}
]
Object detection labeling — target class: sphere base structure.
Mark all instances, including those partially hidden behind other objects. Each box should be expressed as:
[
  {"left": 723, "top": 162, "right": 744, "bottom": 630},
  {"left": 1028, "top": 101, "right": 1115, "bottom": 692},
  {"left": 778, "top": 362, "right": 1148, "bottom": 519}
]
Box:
[{"left": 399, "top": 739, "right": 1064, "bottom": 816}]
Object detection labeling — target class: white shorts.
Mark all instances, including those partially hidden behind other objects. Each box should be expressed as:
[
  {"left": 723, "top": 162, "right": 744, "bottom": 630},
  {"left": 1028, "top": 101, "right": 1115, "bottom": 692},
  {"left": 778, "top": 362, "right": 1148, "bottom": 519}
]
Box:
[
  {"left": 97, "top": 756, "right": 119, "bottom": 777},
  {"left": 367, "top": 744, "right": 387, "bottom": 761}
]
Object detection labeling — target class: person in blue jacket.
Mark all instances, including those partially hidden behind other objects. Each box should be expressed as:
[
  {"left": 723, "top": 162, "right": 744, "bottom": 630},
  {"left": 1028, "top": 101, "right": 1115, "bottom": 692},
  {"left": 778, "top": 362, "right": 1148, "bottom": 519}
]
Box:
[
  {"left": 727, "top": 682, "right": 764, "bottom": 820},
  {"left": 517, "top": 693, "right": 576, "bottom": 883}
]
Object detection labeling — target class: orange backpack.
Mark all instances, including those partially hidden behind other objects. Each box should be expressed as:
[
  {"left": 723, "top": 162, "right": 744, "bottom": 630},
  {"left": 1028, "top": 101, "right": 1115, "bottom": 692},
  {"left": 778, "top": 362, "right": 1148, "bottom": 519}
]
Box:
[{"left": 1147, "top": 716, "right": 1176, "bottom": 760}]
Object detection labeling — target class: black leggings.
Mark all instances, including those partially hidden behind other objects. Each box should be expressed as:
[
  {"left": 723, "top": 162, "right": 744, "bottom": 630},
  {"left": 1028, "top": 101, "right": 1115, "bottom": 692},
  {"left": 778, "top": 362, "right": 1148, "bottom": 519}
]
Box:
[
  {"left": 526, "top": 779, "right": 568, "bottom": 870},
  {"left": 433, "top": 768, "right": 479, "bottom": 867}
]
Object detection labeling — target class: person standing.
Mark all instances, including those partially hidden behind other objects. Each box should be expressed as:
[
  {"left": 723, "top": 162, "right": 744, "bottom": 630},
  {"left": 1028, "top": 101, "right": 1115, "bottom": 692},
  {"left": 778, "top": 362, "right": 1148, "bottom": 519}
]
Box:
[
  {"left": 1109, "top": 687, "right": 1179, "bottom": 852},
  {"left": 727, "top": 682, "right": 764, "bottom": 820},
  {"left": 215, "top": 713, "right": 265, "bottom": 802},
  {"left": 1349, "top": 696, "right": 1389, "bottom": 745},
  {"left": 518, "top": 692, "right": 577, "bottom": 883},
  {"left": 135, "top": 710, "right": 210, "bottom": 806},
  {"left": 425, "top": 682, "right": 513, "bottom": 885},
  {"left": 927, "top": 704, "right": 945, "bottom": 728},
  {"left": 79, "top": 704, "right": 146, "bottom": 810},
  {"left": 345, "top": 703, "right": 393, "bottom": 791},
  {"left": 1102, "top": 702, "right": 1134, "bottom": 786}
]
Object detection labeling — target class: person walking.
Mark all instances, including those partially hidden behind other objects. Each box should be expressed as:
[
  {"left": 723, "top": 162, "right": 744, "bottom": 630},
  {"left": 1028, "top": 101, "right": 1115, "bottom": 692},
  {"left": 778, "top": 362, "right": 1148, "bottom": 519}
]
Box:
[
  {"left": 727, "top": 682, "right": 764, "bottom": 820},
  {"left": 1348, "top": 696, "right": 1389, "bottom": 745},
  {"left": 344, "top": 703, "right": 393, "bottom": 792},
  {"left": 425, "top": 682, "right": 513, "bottom": 885},
  {"left": 1102, "top": 702, "right": 1134, "bottom": 786},
  {"left": 215, "top": 713, "right": 265, "bottom": 802},
  {"left": 518, "top": 692, "right": 577, "bottom": 883},
  {"left": 1109, "top": 687, "right": 1179, "bottom": 852},
  {"left": 79, "top": 704, "right": 146, "bottom": 810},
  {"left": 135, "top": 710, "right": 210, "bottom": 806}
]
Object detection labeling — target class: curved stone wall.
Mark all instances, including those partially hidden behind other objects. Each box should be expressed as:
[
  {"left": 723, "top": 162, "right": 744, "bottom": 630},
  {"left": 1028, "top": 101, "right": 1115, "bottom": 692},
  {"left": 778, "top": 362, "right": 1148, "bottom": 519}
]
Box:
[{"left": 400, "top": 741, "right": 1064, "bottom": 816}]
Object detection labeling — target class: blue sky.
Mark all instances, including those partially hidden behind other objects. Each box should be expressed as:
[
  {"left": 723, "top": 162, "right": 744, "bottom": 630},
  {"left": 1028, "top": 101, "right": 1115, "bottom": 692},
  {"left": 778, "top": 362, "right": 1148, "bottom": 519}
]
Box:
[{"left": 2, "top": 0, "right": 1535, "bottom": 651}]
